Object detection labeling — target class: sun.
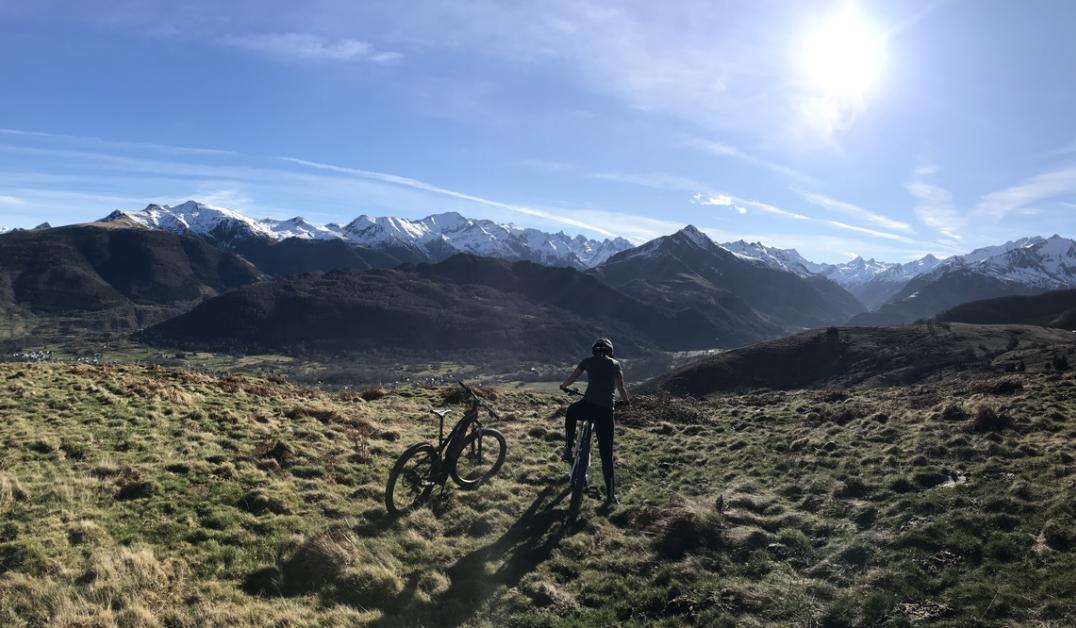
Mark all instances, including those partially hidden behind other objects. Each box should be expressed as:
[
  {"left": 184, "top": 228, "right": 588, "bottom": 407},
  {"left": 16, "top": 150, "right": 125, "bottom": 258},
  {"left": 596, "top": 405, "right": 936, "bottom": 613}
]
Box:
[{"left": 801, "top": 5, "right": 885, "bottom": 101}]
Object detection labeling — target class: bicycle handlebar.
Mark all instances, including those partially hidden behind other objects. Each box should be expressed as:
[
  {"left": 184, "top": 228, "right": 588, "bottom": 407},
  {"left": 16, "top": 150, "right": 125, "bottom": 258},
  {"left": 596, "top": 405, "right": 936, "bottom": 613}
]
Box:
[{"left": 561, "top": 386, "right": 583, "bottom": 396}]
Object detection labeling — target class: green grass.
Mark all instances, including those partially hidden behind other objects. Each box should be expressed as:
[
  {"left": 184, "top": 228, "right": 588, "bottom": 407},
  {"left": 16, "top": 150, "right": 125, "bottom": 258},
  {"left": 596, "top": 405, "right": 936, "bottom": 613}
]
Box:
[{"left": 0, "top": 362, "right": 1074, "bottom": 626}]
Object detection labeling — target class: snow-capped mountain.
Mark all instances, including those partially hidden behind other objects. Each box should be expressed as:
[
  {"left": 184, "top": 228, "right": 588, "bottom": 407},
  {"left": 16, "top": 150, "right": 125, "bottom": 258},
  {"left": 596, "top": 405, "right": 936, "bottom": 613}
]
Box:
[
  {"left": 103, "top": 201, "right": 632, "bottom": 269},
  {"left": 813, "top": 254, "right": 940, "bottom": 287},
  {"left": 818, "top": 257, "right": 900, "bottom": 286},
  {"left": 720, "top": 240, "right": 827, "bottom": 277},
  {"left": 933, "top": 235, "right": 1076, "bottom": 289}
]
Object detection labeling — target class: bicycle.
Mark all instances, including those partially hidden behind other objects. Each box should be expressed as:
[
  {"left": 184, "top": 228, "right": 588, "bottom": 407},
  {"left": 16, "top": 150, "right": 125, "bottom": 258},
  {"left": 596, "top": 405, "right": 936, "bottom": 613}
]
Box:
[
  {"left": 562, "top": 387, "right": 627, "bottom": 522},
  {"left": 384, "top": 381, "right": 507, "bottom": 515}
]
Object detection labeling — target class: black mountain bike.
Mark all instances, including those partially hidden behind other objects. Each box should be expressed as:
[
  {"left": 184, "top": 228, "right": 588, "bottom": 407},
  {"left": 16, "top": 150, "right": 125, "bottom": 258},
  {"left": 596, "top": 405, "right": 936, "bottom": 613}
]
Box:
[
  {"left": 563, "top": 388, "right": 628, "bottom": 521},
  {"left": 385, "top": 381, "right": 507, "bottom": 515}
]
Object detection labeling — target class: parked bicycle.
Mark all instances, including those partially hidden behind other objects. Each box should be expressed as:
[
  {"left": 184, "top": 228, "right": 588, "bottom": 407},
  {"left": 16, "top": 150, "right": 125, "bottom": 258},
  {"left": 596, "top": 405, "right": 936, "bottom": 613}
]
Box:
[{"left": 384, "top": 381, "right": 507, "bottom": 515}]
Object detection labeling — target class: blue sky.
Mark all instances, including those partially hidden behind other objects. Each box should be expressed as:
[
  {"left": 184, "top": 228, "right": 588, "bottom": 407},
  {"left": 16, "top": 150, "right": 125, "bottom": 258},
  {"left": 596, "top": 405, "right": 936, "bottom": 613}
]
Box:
[{"left": 2, "top": 0, "right": 1076, "bottom": 262}]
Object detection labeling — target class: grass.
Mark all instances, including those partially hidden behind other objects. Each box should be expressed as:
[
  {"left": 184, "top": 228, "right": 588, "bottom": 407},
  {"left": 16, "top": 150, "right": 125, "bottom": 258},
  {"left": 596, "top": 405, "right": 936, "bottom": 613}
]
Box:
[{"left": 0, "top": 362, "right": 1074, "bottom": 626}]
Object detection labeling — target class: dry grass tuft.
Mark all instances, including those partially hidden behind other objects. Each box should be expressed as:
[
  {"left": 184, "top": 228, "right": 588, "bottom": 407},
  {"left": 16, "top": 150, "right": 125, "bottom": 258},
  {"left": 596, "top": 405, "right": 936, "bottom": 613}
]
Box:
[
  {"left": 653, "top": 499, "right": 725, "bottom": 559},
  {"left": 0, "top": 473, "right": 30, "bottom": 511}
]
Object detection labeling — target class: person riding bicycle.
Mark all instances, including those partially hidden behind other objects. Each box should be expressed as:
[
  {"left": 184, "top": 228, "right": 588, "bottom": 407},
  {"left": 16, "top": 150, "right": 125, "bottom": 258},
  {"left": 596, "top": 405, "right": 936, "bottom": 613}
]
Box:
[{"left": 560, "top": 337, "right": 631, "bottom": 506}]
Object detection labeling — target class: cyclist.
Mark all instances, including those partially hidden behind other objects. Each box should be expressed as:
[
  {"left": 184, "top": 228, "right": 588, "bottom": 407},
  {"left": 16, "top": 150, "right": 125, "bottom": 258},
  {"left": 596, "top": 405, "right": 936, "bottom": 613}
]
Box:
[{"left": 559, "top": 337, "right": 631, "bottom": 506}]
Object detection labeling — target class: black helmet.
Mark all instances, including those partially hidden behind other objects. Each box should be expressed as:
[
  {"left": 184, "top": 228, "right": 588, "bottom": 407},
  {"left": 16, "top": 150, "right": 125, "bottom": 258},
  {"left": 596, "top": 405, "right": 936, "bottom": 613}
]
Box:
[{"left": 592, "top": 337, "right": 614, "bottom": 357}]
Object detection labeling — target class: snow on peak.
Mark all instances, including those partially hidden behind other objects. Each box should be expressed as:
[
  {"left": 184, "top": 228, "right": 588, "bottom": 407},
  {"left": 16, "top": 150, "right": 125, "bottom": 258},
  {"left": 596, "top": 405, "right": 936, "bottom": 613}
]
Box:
[
  {"left": 924, "top": 234, "right": 1076, "bottom": 289},
  {"left": 100, "top": 201, "right": 631, "bottom": 268},
  {"left": 720, "top": 240, "right": 825, "bottom": 277},
  {"left": 678, "top": 225, "right": 713, "bottom": 249}
]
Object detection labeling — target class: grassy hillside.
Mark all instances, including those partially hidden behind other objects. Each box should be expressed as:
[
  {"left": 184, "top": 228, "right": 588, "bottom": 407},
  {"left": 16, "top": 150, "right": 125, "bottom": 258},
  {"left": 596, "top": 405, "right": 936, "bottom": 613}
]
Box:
[
  {"left": 0, "top": 362, "right": 1074, "bottom": 626},
  {"left": 647, "top": 323, "right": 1076, "bottom": 396}
]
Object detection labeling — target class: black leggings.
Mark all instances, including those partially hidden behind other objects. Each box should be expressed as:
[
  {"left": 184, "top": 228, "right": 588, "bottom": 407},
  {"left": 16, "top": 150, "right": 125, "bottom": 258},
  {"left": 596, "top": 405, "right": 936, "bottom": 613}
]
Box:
[{"left": 565, "top": 400, "right": 615, "bottom": 495}]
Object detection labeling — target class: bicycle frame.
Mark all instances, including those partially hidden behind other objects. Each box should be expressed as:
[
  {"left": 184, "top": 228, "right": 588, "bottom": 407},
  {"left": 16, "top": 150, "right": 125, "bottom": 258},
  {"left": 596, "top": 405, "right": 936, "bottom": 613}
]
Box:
[{"left": 430, "top": 385, "right": 496, "bottom": 482}]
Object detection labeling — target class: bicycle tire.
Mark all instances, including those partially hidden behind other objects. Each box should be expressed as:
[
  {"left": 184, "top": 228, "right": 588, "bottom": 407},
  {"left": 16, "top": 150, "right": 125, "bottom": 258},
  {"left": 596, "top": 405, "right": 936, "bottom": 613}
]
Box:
[
  {"left": 567, "top": 422, "right": 592, "bottom": 522},
  {"left": 450, "top": 428, "right": 507, "bottom": 488},
  {"left": 385, "top": 442, "right": 438, "bottom": 515}
]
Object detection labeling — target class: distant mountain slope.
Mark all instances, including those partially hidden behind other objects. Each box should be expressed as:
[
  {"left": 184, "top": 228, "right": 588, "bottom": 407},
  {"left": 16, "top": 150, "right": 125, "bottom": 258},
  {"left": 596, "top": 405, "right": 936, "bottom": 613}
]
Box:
[
  {"left": 593, "top": 226, "right": 865, "bottom": 346},
  {"left": 139, "top": 254, "right": 722, "bottom": 359},
  {"left": 715, "top": 240, "right": 944, "bottom": 309},
  {"left": 849, "top": 269, "right": 1039, "bottom": 326},
  {"left": 938, "top": 288, "right": 1076, "bottom": 329},
  {"left": 103, "top": 201, "right": 633, "bottom": 271},
  {"left": 0, "top": 223, "right": 262, "bottom": 321},
  {"left": 646, "top": 323, "right": 1076, "bottom": 396}
]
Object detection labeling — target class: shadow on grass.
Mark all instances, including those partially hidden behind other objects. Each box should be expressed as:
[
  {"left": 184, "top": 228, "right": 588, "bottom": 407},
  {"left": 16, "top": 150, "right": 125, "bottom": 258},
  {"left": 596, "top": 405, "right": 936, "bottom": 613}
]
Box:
[{"left": 376, "top": 483, "right": 572, "bottom": 627}]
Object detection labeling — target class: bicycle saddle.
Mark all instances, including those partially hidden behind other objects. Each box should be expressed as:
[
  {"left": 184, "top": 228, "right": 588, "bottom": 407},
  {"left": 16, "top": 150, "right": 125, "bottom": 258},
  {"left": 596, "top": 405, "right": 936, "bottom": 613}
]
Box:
[{"left": 431, "top": 408, "right": 451, "bottom": 419}]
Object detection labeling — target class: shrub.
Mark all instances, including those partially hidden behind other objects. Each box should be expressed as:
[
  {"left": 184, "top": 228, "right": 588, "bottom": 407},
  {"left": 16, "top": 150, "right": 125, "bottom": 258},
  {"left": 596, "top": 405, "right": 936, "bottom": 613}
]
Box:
[{"left": 965, "top": 406, "right": 1012, "bottom": 433}]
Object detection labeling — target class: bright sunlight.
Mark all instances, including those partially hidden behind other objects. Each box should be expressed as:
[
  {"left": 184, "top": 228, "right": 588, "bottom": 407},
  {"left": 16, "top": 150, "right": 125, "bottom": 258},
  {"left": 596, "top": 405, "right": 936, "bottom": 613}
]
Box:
[{"left": 801, "top": 4, "right": 885, "bottom": 100}]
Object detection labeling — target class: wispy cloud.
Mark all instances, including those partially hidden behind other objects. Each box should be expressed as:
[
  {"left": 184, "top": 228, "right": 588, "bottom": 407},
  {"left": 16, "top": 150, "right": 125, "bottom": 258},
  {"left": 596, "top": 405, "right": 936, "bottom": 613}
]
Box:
[
  {"left": 687, "top": 139, "right": 811, "bottom": 181},
  {"left": 280, "top": 157, "right": 624, "bottom": 236},
  {"left": 0, "top": 195, "right": 24, "bottom": 205},
  {"left": 0, "top": 128, "right": 236, "bottom": 156},
  {"left": 221, "top": 33, "right": 402, "bottom": 64},
  {"left": 800, "top": 190, "right": 912, "bottom": 232},
  {"left": 907, "top": 173, "right": 963, "bottom": 240},
  {"left": 975, "top": 163, "right": 1076, "bottom": 221},
  {"left": 911, "top": 162, "right": 1076, "bottom": 241}
]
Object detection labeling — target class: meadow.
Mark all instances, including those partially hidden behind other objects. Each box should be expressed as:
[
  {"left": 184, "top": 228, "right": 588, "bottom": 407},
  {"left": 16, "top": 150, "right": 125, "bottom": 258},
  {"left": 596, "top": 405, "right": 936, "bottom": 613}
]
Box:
[{"left": 0, "top": 361, "right": 1073, "bottom": 626}]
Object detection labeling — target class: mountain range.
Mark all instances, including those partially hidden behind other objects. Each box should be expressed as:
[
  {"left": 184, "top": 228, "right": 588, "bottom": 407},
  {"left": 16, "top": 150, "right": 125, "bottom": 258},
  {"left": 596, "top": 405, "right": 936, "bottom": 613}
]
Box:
[
  {"left": 104, "top": 201, "right": 633, "bottom": 271},
  {"left": 729, "top": 235, "right": 1076, "bottom": 323},
  {"left": 4, "top": 199, "right": 1076, "bottom": 357},
  {"left": 138, "top": 226, "right": 869, "bottom": 358},
  {"left": 0, "top": 222, "right": 262, "bottom": 329}
]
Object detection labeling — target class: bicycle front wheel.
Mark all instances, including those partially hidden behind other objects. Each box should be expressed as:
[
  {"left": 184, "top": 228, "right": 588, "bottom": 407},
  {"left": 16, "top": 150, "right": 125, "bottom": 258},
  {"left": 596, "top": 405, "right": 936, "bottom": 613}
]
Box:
[
  {"left": 567, "top": 424, "right": 592, "bottom": 522},
  {"left": 385, "top": 443, "right": 437, "bottom": 515},
  {"left": 450, "top": 428, "right": 507, "bottom": 488}
]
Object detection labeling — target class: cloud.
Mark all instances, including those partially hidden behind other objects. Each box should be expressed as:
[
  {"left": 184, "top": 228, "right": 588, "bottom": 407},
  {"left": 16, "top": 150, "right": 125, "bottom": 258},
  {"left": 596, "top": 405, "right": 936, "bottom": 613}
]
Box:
[
  {"left": 691, "top": 193, "right": 746, "bottom": 214},
  {"left": 687, "top": 139, "right": 811, "bottom": 181},
  {"left": 0, "top": 195, "right": 24, "bottom": 205},
  {"left": 0, "top": 127, "right": 236, "bottom": 156},
  {"left": 800, "top": 190, "right": 912, "bottom": 232},
  {"left": 220, "top": 33, "right": 402, "bottom": 63},
  {"left": 912, "top": 161, "right": 1076, "bottom": 241},
  {"left": 279, "top": 157, "right": 624, "bottom": 237},
  {"left": 821, "top": 219, "right": 918, "bottom": 243},
  {"left": 974, "top": 164, "right": 1076, "bottom": 221},
  {"left": 907, "top": 178, "right": 962, "bottom": 240}
]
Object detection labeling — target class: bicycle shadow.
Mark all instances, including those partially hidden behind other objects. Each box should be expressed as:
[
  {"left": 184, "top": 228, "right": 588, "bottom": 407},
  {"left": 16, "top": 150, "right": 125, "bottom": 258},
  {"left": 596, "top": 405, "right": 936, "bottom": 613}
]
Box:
[{"left": 374, "top": 482, "right": 573, "bottom": 627}]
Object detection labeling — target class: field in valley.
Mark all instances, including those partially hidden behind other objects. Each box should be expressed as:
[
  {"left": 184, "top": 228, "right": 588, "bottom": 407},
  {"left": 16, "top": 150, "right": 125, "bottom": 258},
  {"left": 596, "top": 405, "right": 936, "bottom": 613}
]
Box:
[{"left": 0, "top": 361, "right": 1074, "bottom": 626}]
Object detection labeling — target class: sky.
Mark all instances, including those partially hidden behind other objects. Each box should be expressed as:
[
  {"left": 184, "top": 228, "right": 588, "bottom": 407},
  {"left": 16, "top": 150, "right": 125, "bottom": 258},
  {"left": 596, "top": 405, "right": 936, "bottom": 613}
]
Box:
[{"left": 2, "top": 0, "right": 1076, "bottom": 263}]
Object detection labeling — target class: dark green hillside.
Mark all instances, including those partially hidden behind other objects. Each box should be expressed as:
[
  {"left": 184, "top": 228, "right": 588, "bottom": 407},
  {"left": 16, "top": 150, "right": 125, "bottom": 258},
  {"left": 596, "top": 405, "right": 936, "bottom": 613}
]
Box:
[
  {"left": 138, "top": 255, "right": 719, "bottom": 360},
  {"left": 0, "top": 223, "right": 262, "bottom": 315},
  {"left": 647, "top": 323, "right": 1076, "bottom": 396},
  {"left": 939, "top": 288, "right": 1076, "bottom": 328}
]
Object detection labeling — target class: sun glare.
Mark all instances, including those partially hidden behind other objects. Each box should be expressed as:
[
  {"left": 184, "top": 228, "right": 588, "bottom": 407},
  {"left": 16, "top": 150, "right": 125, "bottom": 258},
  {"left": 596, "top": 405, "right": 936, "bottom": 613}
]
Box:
[{"left": 801, "top": 5, "right": 885, "bottom": 100}]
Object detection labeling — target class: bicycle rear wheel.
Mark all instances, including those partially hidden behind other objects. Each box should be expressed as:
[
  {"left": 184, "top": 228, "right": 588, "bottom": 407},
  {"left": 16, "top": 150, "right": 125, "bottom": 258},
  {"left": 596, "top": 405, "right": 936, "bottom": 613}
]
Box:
[
  {"left": 385, "top": 443, "right": 437, "bottom": 515},
  {"left": 567, "top": 422, "right": 592, "bottom": 522},
  {"left": 450, "top": 428, "right": 507, "bottom": 488}
]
